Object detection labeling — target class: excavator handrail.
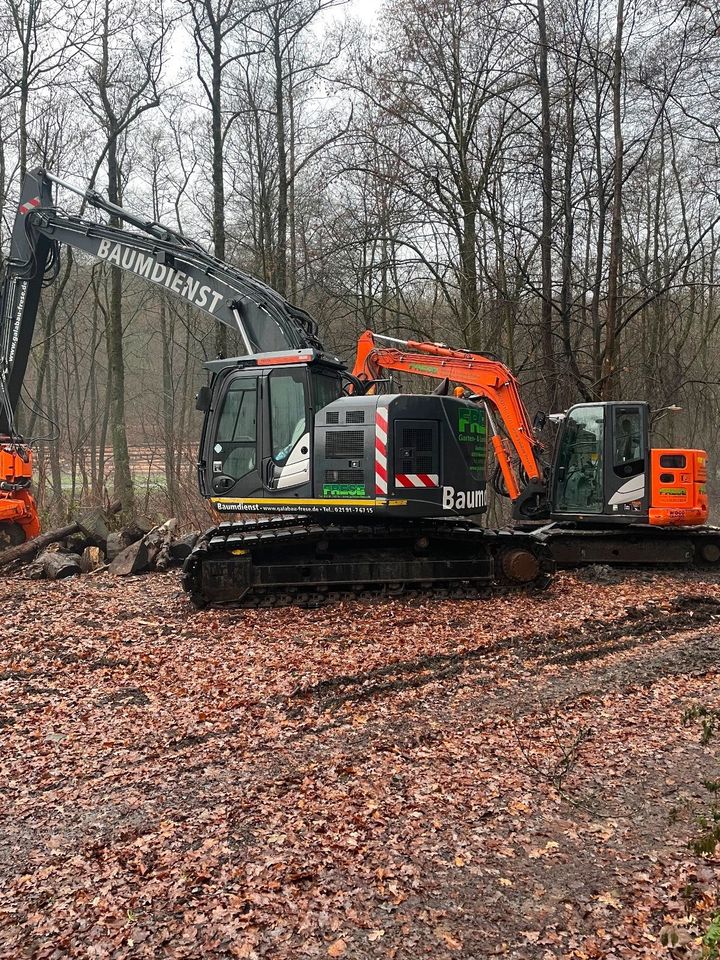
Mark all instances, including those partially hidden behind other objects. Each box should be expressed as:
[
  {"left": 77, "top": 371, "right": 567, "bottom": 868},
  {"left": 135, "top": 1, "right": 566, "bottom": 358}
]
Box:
[{"left": 352, "top": 330, "right": 546, "bottom": 506}]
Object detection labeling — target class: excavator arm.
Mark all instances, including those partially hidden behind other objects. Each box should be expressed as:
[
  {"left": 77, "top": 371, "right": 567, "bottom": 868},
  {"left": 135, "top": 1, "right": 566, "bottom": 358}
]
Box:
[
  {"left": 0, "top": 168, "right": 323, "bottom": 437},
  {"left": 352, "top": 330, "right": 550, "bottom": 519}
]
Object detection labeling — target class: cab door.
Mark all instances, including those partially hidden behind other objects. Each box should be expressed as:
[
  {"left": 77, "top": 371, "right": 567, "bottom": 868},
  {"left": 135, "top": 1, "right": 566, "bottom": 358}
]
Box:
[
  {"left": 551, "top": 404, "right": 606, "bottom": 516},
  {"left": 264, "top": 366, "right": 312, "bottom": 493},
  {"left": 207, "top": 369, "right": 265, "bottom": 499},
  {"left": 550, "top": 401, "right": 649, "bottom": 521},
  {"left": 603, "top": 403, "right": 649, "bottom": 516}
]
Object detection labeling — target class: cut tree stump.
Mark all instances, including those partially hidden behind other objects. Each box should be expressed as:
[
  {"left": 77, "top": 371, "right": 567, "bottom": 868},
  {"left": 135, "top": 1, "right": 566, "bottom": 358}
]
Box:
[
  {"left": 41, "top": 551, "right": 82, "bottom": 580},
  {"left": 80, "top": 546, "right": 104, "bottom": 573}
]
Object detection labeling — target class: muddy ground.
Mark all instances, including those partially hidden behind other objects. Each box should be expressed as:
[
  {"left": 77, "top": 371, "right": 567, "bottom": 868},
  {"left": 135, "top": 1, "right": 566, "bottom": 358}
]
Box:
[{"left": 1, "top": 568, "right": 720, "bottom": 958}]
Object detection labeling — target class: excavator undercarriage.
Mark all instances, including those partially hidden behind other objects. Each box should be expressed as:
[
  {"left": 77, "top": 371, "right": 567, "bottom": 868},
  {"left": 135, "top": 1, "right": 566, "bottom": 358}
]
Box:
[{"left": 182, "top": 515, "right": 553, "bottom": 608}]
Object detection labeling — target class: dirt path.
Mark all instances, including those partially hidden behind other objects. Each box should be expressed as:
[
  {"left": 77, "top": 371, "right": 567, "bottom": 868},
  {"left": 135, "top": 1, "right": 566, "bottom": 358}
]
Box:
[{"left": 1, "top": 569, "right": 719, "bottom": 958}]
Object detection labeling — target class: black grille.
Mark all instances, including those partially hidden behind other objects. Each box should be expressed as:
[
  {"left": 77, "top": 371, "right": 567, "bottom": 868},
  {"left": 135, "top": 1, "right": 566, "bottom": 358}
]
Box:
[
  {"left": 402, "top": 454, "right": 434, "bottom": 472},
  {"left": 399, "top": 425, "right": 435, "bottom": 474},
  {"left": 326, "top": 430, "right": 364, "bottom": 459},
  {"left": 325, "top": 469, "right": 365, "bottom": 483},
  {"left": 402, "top": 427, "right": 434, "bottom": 452},
  {"left": 326, "top": 411, "right": 339, "bottom": 425},
  {"left": 345, "top": 410, "right": 365, "bottom": 424}
]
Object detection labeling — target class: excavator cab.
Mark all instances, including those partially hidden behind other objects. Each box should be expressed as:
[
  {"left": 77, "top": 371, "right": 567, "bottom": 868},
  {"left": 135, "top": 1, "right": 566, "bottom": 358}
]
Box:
[
  {"left": 197, "top": 352, "right": 345, "bottom": 509},
  {"left": 551, "top": 401, "right": 707, "bottom": 526},
  {"left": 198, "top": 350, "right": 491, "bottom": 520}
]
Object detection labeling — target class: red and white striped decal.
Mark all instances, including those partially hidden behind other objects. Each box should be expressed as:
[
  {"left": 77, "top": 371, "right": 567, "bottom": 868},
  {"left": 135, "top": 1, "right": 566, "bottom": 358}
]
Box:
[
  {"left": 375, "top": 407, "right": 388, "bottom": 495},
  {"left": 395, "top": 473, "right": 439, "bottom": 488},
  {"left": 18, "top": 196, "right": 41, "bottom": 215}
]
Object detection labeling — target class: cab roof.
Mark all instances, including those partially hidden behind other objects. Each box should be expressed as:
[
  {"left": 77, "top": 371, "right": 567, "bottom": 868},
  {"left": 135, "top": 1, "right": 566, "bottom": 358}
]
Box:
[{"left": 204, "top": 349, "right": 346, "bottom": 373}]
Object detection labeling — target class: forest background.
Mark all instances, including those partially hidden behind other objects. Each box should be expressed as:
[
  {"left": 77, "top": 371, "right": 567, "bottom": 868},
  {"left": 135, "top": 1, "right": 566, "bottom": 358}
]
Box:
[{"left": 2, "top": 0, "right": 719, "bottom": 524}]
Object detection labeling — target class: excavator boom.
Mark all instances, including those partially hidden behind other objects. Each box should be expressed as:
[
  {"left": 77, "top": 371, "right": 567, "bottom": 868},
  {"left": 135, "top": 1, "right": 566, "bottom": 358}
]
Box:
[{"left": 0, "top": 169, "right": 322, "bottom": 436}]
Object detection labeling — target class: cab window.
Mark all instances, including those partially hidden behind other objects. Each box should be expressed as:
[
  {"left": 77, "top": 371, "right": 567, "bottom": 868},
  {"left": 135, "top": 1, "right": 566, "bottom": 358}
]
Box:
[
  {"left": 613, "top": 407, "right": 644, "bottom": 478},
  {"left": 270, "top": 369, "right": 307, "bottom": 463},
  {"left": 554, "top": 405, "right": 604, "bottom": 513},
  {"left": 215, "top": 380, "right": 257, "bottom": 479},
  {"left": 313, "top": 372, "right": 343, "bottom": 412}
]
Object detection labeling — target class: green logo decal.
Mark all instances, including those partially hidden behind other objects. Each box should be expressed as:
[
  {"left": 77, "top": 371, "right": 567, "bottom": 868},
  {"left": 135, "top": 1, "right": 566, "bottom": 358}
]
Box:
[
  {"left": 659, "top": 487, "right": 687, "bottom": 497},
  {"left": 322, "top": 483, "right": 366, "bottom": 498},
  {"left": 409, "top": 362, "right": 440, "bottom": 374},
  {"left": 458, "top": 407, "right": 486, "bottom": 436}
]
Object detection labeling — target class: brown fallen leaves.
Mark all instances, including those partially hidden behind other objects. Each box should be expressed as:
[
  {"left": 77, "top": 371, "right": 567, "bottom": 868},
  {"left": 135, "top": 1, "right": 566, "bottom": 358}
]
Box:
[{"left": 1, "top": 568, "right": 720, "bottom": 958}]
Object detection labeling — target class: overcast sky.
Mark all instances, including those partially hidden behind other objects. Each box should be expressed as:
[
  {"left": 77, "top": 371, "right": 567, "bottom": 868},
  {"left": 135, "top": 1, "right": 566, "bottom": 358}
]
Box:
[{"left": 344, "top": 0, "right": 383, "bottom": 25}]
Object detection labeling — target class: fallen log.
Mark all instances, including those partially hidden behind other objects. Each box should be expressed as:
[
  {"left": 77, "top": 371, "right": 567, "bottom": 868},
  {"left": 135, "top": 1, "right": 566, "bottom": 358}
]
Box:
[
  {"left": 143, "top": 518, "right": 178, "bottom": 570},
  {"left": 0, "top": 501, "right": 121, "bottom": 570},
  {"left": 169, "top": 532, "right": 199, "bottom": 562},
  {"left": 41, "top": 551, "right": 82, "bottom": 581},
  {"left": 108, "top": 539, "right": 149, "bottom": 576},
  {"left": 106, "top": 526, "right": 145, "bottom": 562}
]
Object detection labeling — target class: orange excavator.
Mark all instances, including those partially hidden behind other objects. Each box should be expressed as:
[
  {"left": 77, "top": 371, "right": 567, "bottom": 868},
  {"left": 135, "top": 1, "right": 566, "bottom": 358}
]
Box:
[
  {"left": 0, "top": 443, "right": 39, "bottom": 546},
  {"left": 351, "top": 331, "right": 716, "bottom": 566}
]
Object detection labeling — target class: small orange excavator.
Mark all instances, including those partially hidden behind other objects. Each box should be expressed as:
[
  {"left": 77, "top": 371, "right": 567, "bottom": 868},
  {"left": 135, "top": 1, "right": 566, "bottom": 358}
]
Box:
[{"left": 351, "top": 331, "right": 715, "bottom": 565}]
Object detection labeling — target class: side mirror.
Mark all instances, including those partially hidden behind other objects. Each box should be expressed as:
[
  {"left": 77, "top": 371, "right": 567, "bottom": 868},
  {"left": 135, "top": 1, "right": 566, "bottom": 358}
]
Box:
[
  {"left": 532, "top": 411, "right": 547, "bottom": 434},
  {"left": 196, "top": 386, "right": 212, "bottom": 412}
]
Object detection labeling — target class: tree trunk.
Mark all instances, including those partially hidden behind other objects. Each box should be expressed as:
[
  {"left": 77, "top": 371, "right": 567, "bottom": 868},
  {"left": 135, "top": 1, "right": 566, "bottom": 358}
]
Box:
[
  {"left": 274, "top": 19, "right": 288, "bottom": 297},
  {"left": 211, "top": 18, "right": 227, "bottom": 357},
  {"left": 600, "top": 0, "right": 625, "bottom": 400},
  {"left": 105, "top": 134, "right": 134, "bottom": 514},
  {"left": 537, "top": 0, "right": 555, "bottom": 405}
]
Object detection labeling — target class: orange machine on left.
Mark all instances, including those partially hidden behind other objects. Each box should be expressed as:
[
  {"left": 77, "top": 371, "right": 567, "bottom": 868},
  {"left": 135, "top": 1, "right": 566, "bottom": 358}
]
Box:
[{"left": 0, "top": 442, "right": 40, "bottom": 546}]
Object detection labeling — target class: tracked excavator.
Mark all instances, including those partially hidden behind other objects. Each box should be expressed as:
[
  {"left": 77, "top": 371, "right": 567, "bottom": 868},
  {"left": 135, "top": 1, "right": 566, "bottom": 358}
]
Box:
[
  {"left": 351, "top": 331, "right": 717, "bottom": 567},
  {"left": 1, "top": 167, "right": 552, "bottom": 605},
  {"left": 0, "top": 168, "right": 716, "bottom": 608}
]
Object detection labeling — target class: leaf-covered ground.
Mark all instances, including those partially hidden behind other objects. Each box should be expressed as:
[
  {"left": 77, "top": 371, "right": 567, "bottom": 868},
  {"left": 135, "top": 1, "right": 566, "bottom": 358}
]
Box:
[{"left": 2, "top": 567, "right": 720, "bottom": 958}]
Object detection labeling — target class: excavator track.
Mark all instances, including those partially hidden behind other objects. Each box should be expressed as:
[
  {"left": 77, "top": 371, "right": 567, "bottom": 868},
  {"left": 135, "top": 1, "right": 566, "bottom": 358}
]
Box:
[
  {"left": 181, "top": 515, "right": 553, "bottom": 609},
  {"left": 528, "top": 522, "right": 720, "bottom": 567}
]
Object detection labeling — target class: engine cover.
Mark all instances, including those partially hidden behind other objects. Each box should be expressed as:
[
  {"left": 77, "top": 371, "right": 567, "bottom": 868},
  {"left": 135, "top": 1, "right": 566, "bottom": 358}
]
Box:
[{"left": 314, "top": 394, "right": 488, "bottom": 518}]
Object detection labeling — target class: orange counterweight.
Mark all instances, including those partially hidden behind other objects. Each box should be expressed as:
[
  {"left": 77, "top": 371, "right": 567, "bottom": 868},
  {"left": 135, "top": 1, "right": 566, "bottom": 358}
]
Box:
[{"left": 649, "top": 449, "right": 708, "bottom": 527}]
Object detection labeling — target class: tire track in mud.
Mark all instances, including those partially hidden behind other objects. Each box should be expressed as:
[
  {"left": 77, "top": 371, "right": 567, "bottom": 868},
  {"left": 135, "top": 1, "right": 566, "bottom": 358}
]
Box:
[
  {"left": 8, "top": 590, "right": 720, "bottom": 814},
  {"left": 280, "top": 593, "right": 720, "bottom": 715}
]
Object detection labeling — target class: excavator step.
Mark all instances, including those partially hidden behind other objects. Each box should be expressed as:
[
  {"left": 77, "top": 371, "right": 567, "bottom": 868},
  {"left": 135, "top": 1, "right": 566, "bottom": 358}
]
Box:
[{"left": 181, "top": 516, "right": 553, "bottom": 609}]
